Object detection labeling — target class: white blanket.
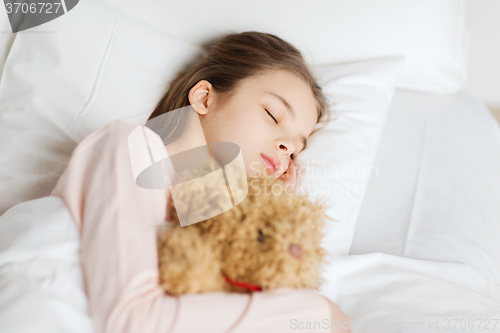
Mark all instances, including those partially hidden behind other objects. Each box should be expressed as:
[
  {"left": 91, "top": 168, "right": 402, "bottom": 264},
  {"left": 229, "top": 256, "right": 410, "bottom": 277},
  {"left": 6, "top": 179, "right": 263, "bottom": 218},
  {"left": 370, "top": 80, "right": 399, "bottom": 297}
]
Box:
[
  {"left": 0, "top": 196, "right": 94, "bottom": 333},
  {"left": 1, "top": 196, "right": 499, "bottom": 332},
  {"left": 320, "top": 253, "right": 500, "bottom": 332}
]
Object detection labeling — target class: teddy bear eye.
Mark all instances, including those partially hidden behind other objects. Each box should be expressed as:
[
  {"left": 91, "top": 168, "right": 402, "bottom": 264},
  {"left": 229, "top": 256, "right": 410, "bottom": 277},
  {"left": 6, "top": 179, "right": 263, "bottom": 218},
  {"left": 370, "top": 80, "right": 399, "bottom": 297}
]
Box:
[{"left": 257, "top": 230, "right": 265, "bottom": 243}]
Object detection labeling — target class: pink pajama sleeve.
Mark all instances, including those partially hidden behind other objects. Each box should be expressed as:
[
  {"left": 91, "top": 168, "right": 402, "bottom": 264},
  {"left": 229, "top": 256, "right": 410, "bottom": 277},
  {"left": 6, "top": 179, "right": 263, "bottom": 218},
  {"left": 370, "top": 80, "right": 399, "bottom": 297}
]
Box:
[{"left": 50, "top": 119, "right": 337, "bottom": 333}]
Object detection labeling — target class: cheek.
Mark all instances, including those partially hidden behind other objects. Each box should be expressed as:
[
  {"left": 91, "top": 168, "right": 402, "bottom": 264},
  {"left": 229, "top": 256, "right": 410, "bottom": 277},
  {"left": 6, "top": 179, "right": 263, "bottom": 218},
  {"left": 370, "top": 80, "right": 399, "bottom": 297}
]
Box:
[
  {"left": 220, "top": 110, "right": 270, "bottom": 148},
  {"left": 204, "top": 106, "right": 275, "bottom": 177}
]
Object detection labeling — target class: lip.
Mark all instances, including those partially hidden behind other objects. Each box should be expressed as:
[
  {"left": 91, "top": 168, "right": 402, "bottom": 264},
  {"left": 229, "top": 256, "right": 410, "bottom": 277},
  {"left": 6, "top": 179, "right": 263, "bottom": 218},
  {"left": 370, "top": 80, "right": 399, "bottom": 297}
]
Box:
[{"left": 261, "top": 153, "right": 280, "bottom": 174}]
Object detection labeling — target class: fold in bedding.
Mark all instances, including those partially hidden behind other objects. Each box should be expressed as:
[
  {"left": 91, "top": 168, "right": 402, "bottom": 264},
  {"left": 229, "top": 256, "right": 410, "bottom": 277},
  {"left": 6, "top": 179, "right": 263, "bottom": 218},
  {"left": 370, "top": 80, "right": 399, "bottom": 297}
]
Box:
[
  {"left": 0, "top": 196, "right": 93, "bottom": 333},
  {"left": 319, "top": 252, "right": 500, "bottom": 332}
]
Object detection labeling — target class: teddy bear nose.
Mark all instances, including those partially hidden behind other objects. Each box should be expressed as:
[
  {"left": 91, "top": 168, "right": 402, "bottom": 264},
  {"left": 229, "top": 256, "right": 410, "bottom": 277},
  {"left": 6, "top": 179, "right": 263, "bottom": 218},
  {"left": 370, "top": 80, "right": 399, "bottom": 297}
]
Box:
[{"left": 288, "top": 243, "right": 303, "bottom": 259}]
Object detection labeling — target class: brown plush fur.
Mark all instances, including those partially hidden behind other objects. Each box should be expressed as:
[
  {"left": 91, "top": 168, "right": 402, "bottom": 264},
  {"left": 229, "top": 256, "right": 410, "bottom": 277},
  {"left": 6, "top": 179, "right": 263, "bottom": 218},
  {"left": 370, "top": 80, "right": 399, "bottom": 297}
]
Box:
[{"left": 157, "top": 163, "right": 329, "bottom": 295}]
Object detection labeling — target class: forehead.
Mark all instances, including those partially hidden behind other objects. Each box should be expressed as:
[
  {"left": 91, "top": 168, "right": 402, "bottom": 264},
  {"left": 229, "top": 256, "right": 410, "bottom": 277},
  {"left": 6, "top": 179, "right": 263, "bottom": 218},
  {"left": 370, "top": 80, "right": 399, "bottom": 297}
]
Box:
[{"left": 237, "top": 70, "right": 318, "bottom": 126}]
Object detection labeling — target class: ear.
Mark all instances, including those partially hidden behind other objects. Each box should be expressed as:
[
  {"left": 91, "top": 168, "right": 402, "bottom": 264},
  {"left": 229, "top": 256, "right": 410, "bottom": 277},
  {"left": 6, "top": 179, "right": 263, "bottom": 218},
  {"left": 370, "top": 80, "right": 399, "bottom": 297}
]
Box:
[{"left": 188, "top": 80, "right": 213, "bottom": 116}]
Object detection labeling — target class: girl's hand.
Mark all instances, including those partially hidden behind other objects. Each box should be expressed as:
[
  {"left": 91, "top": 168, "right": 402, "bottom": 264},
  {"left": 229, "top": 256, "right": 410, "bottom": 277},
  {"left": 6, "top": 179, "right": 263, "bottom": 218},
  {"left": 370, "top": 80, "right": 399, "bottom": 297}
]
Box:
[{"left": 278, "top": 158, "right": 297, "bottom": 193}]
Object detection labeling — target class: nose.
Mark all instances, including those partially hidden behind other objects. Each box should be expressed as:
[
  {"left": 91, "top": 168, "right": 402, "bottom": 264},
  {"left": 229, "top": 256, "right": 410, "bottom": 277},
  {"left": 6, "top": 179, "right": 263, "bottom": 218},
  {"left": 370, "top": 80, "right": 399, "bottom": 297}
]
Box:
[
  {"left": 276, "top": 138, "right": 295, "bottom": 156},
  {"left": 288, "top": 243, "right": 303, "bottom": 259}
]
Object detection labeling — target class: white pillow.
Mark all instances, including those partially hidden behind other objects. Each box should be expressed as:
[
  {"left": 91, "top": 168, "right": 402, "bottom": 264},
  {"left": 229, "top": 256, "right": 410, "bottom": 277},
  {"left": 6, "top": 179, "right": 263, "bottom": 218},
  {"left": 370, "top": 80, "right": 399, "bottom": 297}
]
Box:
[
  {"left": 298, "top": 57, "right": 405, "bottom": 256},
  {"left": 0, "top": 0, "right": 202, "bottom": 215},
  {"left": 99, "top": 0, "right": 467, "bottom": 95},
  {"left": 351, "top": 90, "right": 500, "bottom": 285}
]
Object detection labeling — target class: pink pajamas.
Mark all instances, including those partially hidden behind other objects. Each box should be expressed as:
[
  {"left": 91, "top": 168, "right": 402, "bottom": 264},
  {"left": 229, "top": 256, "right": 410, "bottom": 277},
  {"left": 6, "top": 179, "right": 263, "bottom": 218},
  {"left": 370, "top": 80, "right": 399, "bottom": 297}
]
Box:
[{"left": 50, "top": 119, "right": 339, "bottom": 333}]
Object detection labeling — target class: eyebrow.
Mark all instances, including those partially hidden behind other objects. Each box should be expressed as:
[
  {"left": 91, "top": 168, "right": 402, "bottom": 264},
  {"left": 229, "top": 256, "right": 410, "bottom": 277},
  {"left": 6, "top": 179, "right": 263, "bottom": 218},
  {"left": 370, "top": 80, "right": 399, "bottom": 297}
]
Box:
[
  {"left": 264, "top": 91, "right": 307, "bottom": 153},
  {"left": 265, "top": 91, "right": 295, "bottom": 119}
]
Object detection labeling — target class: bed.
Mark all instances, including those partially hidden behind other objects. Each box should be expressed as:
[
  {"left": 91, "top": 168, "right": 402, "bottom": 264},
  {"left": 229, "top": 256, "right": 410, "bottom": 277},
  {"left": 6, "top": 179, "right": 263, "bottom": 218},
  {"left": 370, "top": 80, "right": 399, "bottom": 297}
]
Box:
[{"left": 1, "top": 0, "right": 499, "bottom": 332}]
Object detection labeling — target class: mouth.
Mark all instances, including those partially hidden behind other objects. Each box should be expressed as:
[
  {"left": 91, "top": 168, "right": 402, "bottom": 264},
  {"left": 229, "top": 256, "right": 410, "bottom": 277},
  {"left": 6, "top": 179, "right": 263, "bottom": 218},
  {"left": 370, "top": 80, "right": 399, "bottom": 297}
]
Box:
[{"left": 261, "top": 153, "right": 280, "bottom": 175}]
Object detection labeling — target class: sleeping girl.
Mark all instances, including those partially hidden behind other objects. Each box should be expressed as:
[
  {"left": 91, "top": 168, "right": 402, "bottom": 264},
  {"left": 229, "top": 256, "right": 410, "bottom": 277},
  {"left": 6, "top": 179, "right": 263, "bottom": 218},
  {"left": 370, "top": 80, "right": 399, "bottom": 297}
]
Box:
[{"left": 51, "top": 31, "right": 351, "bottom": 333}]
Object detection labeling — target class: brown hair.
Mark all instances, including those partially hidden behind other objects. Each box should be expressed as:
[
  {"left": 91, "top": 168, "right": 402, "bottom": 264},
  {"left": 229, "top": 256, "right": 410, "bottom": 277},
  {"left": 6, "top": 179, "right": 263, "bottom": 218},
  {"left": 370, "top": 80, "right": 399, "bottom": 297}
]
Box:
[{"left": 147, "top": 31, "right": 330, "bottom": 145}]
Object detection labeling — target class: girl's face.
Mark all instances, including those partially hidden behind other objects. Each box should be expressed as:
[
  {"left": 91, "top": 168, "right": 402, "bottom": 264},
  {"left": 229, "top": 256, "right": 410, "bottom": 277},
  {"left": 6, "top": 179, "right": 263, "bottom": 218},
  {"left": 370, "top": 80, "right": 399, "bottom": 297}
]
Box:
[{"left": 188, "top": 69, "right": 318, "bottom": 182}]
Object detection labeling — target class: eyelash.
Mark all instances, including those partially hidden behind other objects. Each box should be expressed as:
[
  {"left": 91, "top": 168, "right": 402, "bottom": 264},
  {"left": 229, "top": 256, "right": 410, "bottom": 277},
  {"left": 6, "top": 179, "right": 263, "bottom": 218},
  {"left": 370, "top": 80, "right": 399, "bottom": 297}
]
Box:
[{"left": 265, "top": 109, "right": 278, "bottom": 124}]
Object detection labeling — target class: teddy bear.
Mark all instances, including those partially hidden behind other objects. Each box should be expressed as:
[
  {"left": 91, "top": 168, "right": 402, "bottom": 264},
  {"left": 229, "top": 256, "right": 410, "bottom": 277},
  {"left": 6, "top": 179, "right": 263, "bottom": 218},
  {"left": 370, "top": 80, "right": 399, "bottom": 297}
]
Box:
[{"left": 157, "top": 162, "right": 330, "bottom": 296}]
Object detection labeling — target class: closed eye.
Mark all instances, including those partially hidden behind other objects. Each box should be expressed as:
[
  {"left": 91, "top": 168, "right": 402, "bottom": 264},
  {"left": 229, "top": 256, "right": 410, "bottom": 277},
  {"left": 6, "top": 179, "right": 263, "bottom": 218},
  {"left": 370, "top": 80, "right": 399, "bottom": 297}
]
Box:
[{"left": 265, "top": 109, "right": 278, "bottom": 124}]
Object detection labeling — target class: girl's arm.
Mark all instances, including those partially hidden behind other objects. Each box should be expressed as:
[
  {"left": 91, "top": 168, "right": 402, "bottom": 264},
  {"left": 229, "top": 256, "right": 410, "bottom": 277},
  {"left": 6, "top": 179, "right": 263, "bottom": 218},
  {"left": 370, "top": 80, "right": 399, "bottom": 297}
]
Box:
[{"left": 51, "top": 119, "right": 345, "bottom": 333}]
